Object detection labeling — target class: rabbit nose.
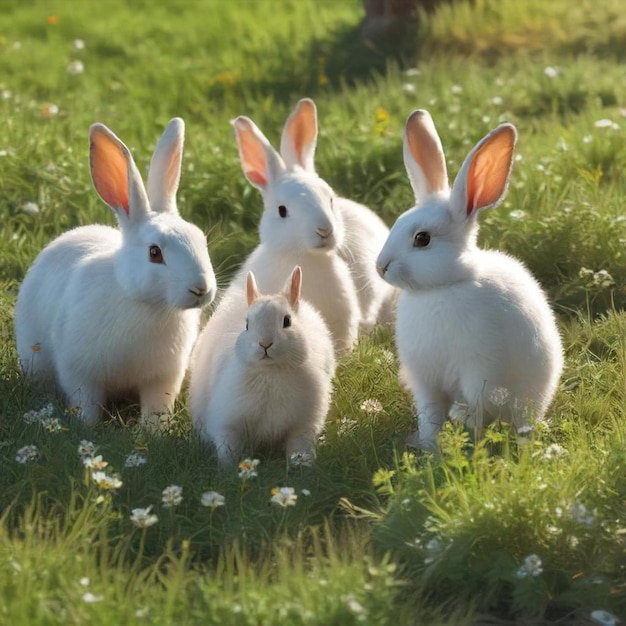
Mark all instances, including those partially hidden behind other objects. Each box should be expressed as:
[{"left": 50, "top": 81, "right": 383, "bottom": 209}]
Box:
[
  {"left": 259, "top": 340, "right": 273, "bottom": 350},
  {"left": 189, "top": 285, "right": 207, "bottom": 298},
  {"left": 316, "top": 227, "right": 332, "bottom": 239},
  {"left": 377, "top": 261, "right": 389, "bottom": 278}
]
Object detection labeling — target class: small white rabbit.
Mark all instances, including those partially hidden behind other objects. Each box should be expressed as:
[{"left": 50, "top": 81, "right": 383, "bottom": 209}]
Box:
[
  {"left": 14, "top": 118, "right": 217, "bottom": 426},
  {"left": 189, "top": 266, "right": 335, "bottom": 464},
  {"left": 376, "top": 110, "right": 563, "bottom": 451},
  {"left": 230, "top": 105, "right": 360, "bottom": 352}
]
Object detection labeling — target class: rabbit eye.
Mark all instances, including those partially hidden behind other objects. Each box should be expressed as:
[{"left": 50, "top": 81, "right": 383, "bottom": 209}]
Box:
[
  {"left": 245, "top": 319, "right": 248, "bottom": 331},
  {"left": 278, "top": 205, "right": 288, "bottom": 218},
  {"left": 149, "top": 245, "right": 164, "bottom": 263},
  {"left": 413, "top": 232, "right": 431, "bottom": 248},
  {"left": 283, "top": 314, "right": 291, "bottom": 328}
]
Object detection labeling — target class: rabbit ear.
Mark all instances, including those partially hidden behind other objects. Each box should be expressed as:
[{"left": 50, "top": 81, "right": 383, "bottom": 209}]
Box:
[
  {"left": 280, "top": 98, "right": 317, "bottom": 171},
  {"left": 246, "top": 271, "right": 260, "bottom": 306},
  {"left": 89, "top": 123, "right": 150, "bottom": 224},
  {"left": 232, "top": 116, "right": 285, "bottom": 190},
  {"left": 403, "top": 110, "right": 448, "bottom": 204},
  {"left": 146, "top": 117, "right": 184, "bottom": 214},
  {"left": 450, "top": 124, "right": 517, "bottom": 220},
  {"left": 287, "top": 265, "right": 302, "bottom": 309}
]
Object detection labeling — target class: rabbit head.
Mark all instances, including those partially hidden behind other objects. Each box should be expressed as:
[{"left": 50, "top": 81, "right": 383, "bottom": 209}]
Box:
[
  {"left": 89, "top": 119, "right": 216, "bottom": 310},
  {"left": 235, "top": 266, "right": 307, "bottom": 367},
  {"left": 232, "top": 99, "right": 344, "bottom": 255},
  {"left": 377, "top": 110, "right": 517, "bottom": 291}
]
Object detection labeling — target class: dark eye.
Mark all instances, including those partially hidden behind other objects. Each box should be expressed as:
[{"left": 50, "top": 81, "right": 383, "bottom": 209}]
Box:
[
  {"left": 413, "top": 232, "right": 431, "bottom": 248},
  {"left": 149, "top": 245, "right": 164, "bottom": 263},
  {"left": 278, "top": 205, "right": 288, "bottom": 218},
  {"left": 245, "top": 319, "right": 248, "bottom": 331},
  {"left": 283, "top": 314, "right": 291, "bottom": 328}
]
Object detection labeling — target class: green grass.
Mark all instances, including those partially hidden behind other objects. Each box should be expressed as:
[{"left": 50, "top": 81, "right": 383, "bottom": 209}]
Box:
[{"left": 1, "top": 0, "right": 626, "bottom": 623}]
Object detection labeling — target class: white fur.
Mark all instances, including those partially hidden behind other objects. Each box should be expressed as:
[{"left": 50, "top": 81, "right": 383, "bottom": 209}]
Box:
[
  {"left": 189, "top": 266, "right": 335, "bottom": 464},
  {"left": 377, "top": 110, "right": 563, "bottom": 450},
  {"left": 14, "top": 119, "right": 216, "bottom": 426}
]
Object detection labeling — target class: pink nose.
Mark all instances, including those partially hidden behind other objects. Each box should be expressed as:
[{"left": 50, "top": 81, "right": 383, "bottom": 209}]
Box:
[{"left": 259, "top": 340, "right": 273, "bottom": 350}]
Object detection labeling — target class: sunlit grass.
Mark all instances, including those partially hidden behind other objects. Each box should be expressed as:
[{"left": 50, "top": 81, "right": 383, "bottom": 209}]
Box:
[{"left": 1, "top": 0, "right": 625, "bottom": 623}]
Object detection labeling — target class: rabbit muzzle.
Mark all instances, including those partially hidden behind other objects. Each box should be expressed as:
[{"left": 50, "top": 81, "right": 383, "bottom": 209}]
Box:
[
  {"left": 258, "top": 339, "right": 273, "bottom": 359},
  {"left": 314, "top": 226, "right": 336, "bottom": 250}
]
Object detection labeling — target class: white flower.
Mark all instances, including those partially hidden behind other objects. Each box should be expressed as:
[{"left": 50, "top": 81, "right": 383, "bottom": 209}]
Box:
[
  {"left": 491, "top": 96, "right": 503, "bottom": 105},
  {"left": 360, "top": 398, "right": 383, "bottom": 414},
  {"left": 124, "top": 452, "right": 147, "bottom": 468},
  {"left": 78, "top": 440, "right": 96, "bottom": 459},
  {"left": 569, "top": 502, "right": 594, "bottom": 526},
  {"left": 91, "top": 471, "right": 122, "bottom": 491},
  {"left": 403, "top": 68, "right": 421, "bottom": 77},
  {"left": 402, "top": 83, "right": 416, "bottom": 94},
  {"left": 337, "top": 416, "right": 357, "bottom": 435},
  {"left": 200, "top": 491, "right": 225, "bottom": 510},
  {"left": 346, "top": 596, "right": 366, "bottom": 616},
  {"left": 289, "top": 451, "right": 314, "bottom": 467},
  {"left": 82, "top": 592, "right": 103, "bottom": 603},
  {"left": 583, "top": 134, "right": 593, "bottom": 143},
  {"left": 73, "top": 39, "right": 85, "bottom": 50},
  {"left": 130, "top": 506, "right": 158, "bottom": 528},
  {"left": 161, "top": 485, "right": 183, "bottom": 508},
  {"left": 301, "top": 489, "right": 311, "bottom": 497},
  {"left": 544, "top": 66, "right": 559, "bottom": 78},
  {"left": 590, "top": 610, "right": 618, "bottom": 626},
  {"left": 83, "top": 455, "right": 108, "bottom": 470},
  {"left": 66, "top": 60, "right": 84, "bottom": 75},
  {"left": 21, "top": 201, "right": 40, "bottom": 215},
  {"left": 270, "top": 486, "right": 298, "bottom": 508},
  {"left": 15, "top": 445, "right": 38, "bottom": 464},
  {"left": 40, "top": 416, "right": 63, "bottom": 432},
  {"left": 450, "top": 84, "right": 463, "bottom": 94},
  {"left": 594, "top": 119, "right": 618, "bottom": 129},
  {"left": 424, "top": 537, "right": 443, "bottom": 564},
  {"left": 516, "top": 554, "right": 543, "bottom": 578},
  {"left": 543, "top": 443, "right": 568, "bottom": 460},
  {"left": 238, "top": 458, "right": 260, "bottom": 478},
  {"left": 80, "top": 577, "right": 90, "bottom": 587},
  {"left": 23, "top": 403, "right": 54, "bottom": 423}
]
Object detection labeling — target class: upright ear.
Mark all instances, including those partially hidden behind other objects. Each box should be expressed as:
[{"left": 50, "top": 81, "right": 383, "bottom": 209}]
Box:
[
  {"left": 246, "top": 271, "right": 260, "bottom": 306},
  {"left": 403, "top": 110, "right": 449, "bottom": 204},
  {"left": 232, "top": 116, "right": 285, "bottom": 191},
  {"left": 287, "top": 265, "right": 302, "bottom": 310},
  {"left": 147, "top": 117, "right": 184, "bottom": 214},
  {"left": 449, "top": 124, "right": 517, "bottom": 220},
  {"left": 89, "top": 123, "right": 150, "bottom": 225},
  {"left": 280, "top": 98, "right": 317, "bottom": 172}
]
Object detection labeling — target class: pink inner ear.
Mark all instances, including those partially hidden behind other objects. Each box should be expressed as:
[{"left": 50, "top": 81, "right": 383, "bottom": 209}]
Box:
[
  {"left": 90, "top": 130, "right": 130, "bottom": 215},
  {"left": 246, "top": 169, "right": 268, "bottom": 188},
  {"left": 465, "top": 127, "right": 515, "bottom": 216}
]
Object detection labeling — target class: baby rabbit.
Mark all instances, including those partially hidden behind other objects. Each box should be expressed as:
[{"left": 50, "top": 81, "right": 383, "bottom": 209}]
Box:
[
  {"left": 189, "top": 266, "right": 335, "bottom": 465},
  {"left": 376, "top": 110, "right": 563, "bottom": 451},
  {"left": 14, "top": 118, "right": 216, "bottom": 426},
  {"left": 230, "top": 101, "right": 363, "bottom": 351}
]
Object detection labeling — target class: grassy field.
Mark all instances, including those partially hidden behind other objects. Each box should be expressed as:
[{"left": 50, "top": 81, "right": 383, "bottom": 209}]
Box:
[{"left": 1, "top": 0, "right": 625, "bottom": 623}]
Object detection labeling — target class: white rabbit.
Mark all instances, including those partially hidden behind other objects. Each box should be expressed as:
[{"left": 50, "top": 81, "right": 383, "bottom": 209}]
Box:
[
  {"left": 14, "top": 118, "right": 217, "bottom": 426},
  {"left": 276, "top": 98, "right": 397, "bottom": 326},
  {"left": 230, "top": 106, "right": 360, "bottom": 352},
  {"left": 376, "top": 110, "right": 563, "bottom": 451},
  {"left": 189, "top": 266, "right": 335, "bottom": 464}
]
